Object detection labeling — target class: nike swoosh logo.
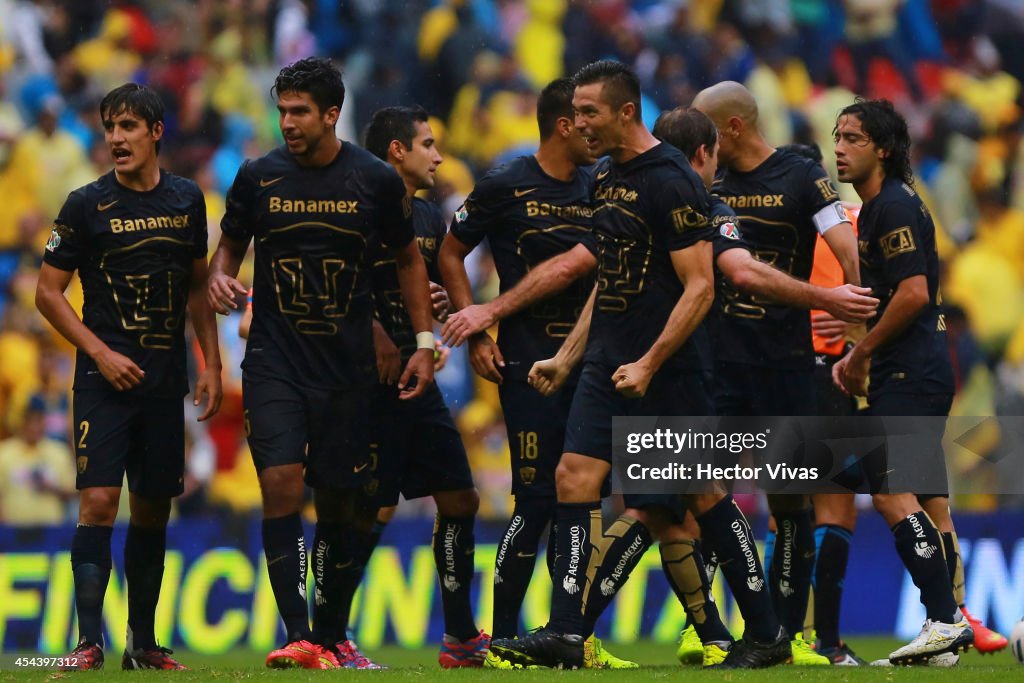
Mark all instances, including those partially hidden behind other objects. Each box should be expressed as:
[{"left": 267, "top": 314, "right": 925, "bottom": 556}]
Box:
[
  {"left": 514, "top": 188, "right": 538, "bottom": 198},
  {"left": 596, "top": 170, "right": 610, "bottom": 180},
  {"left": 97, "top": 200, "right": 119, "bottom": 211},
  {"left": 353, "top": 462, "right": 369, "bottom": 473},
  {"left": 259, "top": 176, "right": 285, "bottom": 188},
  {"left": 516, "top": 551, "right": 537, "bottom": 558},
  {"left": 266, "top": 555, "right": 288, "bottom": 567}
]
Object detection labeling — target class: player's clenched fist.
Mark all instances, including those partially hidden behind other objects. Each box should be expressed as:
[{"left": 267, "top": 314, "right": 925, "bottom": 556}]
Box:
[{"left": 207, "top": 272, "right": 247, "bottom": 315}]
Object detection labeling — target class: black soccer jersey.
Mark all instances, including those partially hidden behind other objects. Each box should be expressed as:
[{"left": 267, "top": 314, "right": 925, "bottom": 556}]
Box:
[
  {"left": 368, "top": 197, "right": 445, "bottom": 362},
  {"left": 712, "top": 149, "right": 847, "bottom": 369},
  {"left": 221, "top": 144, "right": 413, "bottom": 389},
  {"left": 583, "top": 143, "right": 716, "bottom": 370},
  {"left": 857, "top": 177, "right": 953, "bottom": 398},
  {"left": 450, "top": 155, "right": 597, "bottom": 379},
  {"left": 43, "top": 170, "right": 207, "bottom": 397}
]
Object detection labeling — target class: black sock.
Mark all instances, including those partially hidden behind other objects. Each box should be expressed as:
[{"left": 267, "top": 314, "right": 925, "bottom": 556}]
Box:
[
  {"left": 582, "top": 515, "right": 652, "bottom": 633},
  {"left": 892, "top": 513, "right": 958, "bottom": 623},
  {"left": 337, "top": 523, "right": 384, "bottom": 641},
  {"left": 547, "top": 501, "right": 600, "bottom": 636},
  {"left": 697, "top": 496, "right": 780, "bottom": 643},
  {"left": 940, "top": 531, "right": 965, "bottom": 606},
  {"left": 492, "top": 499, "right": 553, "bottom": 639},
  {"left": 546, "top": 520, "right": 558, "bottom": 579},
  {"left": 662, "top": 540, "right": 732, "bottom": 644},
  {"left": 124, "top": 524, "right": 166, "bottom": 651},
  {"left": 262, "top": 514, "right": 311, "bottom": 643},
  {"left": 72, "top": 525, "right": 113, "bottom": 647},
  {"left": 770, "top": 508, "right": 815, "bottom": 637},
  {"left": 813, "top": 524, "right": 852, "bottom": 649},
  {"left": 433, "top": 515, "right": 478, "bottom": 642},
  {"left": 311, "top": 521, "right": 348, "bottom": 645}
]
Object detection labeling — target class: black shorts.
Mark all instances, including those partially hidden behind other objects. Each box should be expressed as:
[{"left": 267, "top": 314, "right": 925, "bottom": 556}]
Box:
[
  {"left": 499, "top": 378, "right": 576, "bottom": 500},
  {"left": 564, "top": 361, "right": 714, "bottom": 463},
  {"left": 242, "top": 370, "right": 370, "bottom": 491},
  {"left": 714, "top": 361, "right": 817, "bottom": 416},
  {"left": 73, "top": 388, "right": 184, "bottom": 498},
  {"left": 861, "top": 391, "right": 952, "bottom": 496},
  {"left": 364, "top": 383, "right": 475, "bottom": 507},
  {"left": 815, "top": 353, "right": 856, "bottom": 417}
]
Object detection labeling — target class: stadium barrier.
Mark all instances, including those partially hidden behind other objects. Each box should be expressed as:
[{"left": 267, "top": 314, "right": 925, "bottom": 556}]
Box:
[{"left": 1, "top": 512, "right": 1022, "bottom": 653}]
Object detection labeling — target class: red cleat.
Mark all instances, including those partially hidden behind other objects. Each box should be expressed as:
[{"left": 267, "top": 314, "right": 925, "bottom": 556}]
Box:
[
  {"left": 265, "top": 640, "right": 320, "bottom": 668},
  {"left": 438, "top": 631, "right": 491, "bottom": 668},
  {"left": 59, "top": 640, "right": 104, "bottom": 671},
  {"left": 122, "top": 646, "right": 187, "bottom": 670},
  {"left": 962, "top": 606, "right": 1008, "bottom": 654},
  {"left": 335, "top": 639, "right": 388, "bottom": 669}
]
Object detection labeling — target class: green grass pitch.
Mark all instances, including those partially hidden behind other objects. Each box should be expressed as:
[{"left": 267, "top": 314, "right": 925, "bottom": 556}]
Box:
[{"left": 2, "top": 638, "right": 1020, "bottom": 681}]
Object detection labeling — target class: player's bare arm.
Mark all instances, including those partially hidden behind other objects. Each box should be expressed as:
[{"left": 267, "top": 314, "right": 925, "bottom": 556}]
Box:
[
  {"left": 392, "top": 238, "right": 435, "bottom": 398},
  {"left": 442, "top": 243, "right": 597, "bottom": 346},
  {"left": 438, "top": 230, "right": 505, "bottom": 383},
  {"left": 207, "top": 233, "right": 250, "bottom": 314},
  {"left": 528, "top": 283, "right": 596, "bottom": 396},
  {"left": 717, "top": 249, "right": 878, "bottom": 322},
  {"left": 35, "top": 263, "right": 144, "bottom": 391},
  {"left": 613, "top": 241, "right": 714, "bottom": 398},
  {"left": 822, "top": 221, "right": 860, "bottom": 285},
  {"left": 187, "top": 257, "right": 223, "bottom": 421},
  {"left": 833, "top": 274, "right": 929, "bottom": 396}
]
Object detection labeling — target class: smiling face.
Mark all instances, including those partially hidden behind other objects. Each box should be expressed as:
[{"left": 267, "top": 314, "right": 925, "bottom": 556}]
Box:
[
  {"left": 399, "top": 120, "right": 443, "bottom": 191},
  {"left": 573, "top": 81, "right": 627, "bottom": 159},
  {"left": 277, "top": 89, "right": 339, "bottom": 162},
  {"left": 103, "top": 109, "right": 162, "bottom": 178},
  {"left": 833, "top": 113, "right": 884, "bottom": 186}
]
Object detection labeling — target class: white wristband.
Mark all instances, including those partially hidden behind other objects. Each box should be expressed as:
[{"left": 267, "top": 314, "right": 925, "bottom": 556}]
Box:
[{"left": 416, "top": 332, "right": 435, "bottom": 350}]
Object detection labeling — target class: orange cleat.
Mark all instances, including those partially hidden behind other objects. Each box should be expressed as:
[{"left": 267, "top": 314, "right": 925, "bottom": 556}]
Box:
[
  {"left": 265, "top": 640, "right": 320, "bottom": 669},
  {"left": 961, "top": 606, "right": 1008, "bottom": 654}
]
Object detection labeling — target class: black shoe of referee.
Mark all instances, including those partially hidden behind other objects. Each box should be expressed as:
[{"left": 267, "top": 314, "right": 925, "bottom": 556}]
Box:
[{"left": 711, "top": 627, "right": 790, "bottom": 669}]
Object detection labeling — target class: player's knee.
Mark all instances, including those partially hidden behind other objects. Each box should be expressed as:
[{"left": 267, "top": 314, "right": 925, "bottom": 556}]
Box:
[
  {"left": 129, "top": 495, "right": 171, "bottom": 528},
  {"left": 871, "top": 493, "right": 915, "bottom": 525},
  {"left": 258, "top": 467, "right": 305, "bottom": 516},
  {"left": 813, "top": 493, "right": 857, "bottom": 530},
  {"left": 78, "top": 488, "right": 120, "bottom": 526},
  {"left": 434, "top": 488, "right": 479, "bottom": 518},
  {"left": 555, "top": 457, "right": 602, "bottom": 500}
]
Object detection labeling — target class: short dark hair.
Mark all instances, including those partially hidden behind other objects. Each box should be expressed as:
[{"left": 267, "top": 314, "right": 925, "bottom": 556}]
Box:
[
  {"left": 272, "top": 57, "right": 346, "bottom": 114},
  {"left": 572, "top": 59, "right": 642, "bottom": 120},
  {"left": 537, "top": 78, "right": 575, "bottom": 140},
  {"left": 364, "top": 105, "right": 430, "bottom": 162},
  {"left": 653, "top": 107, "right": 716, "bottom": 160},
  {"left": 834, "top": 98, "right": 913, "bottom": 186},
  {"left": 778, "top": 142, "right": 823, "bottom": 164},
  {"left": 100, "top": 83, "right": 164, "bottom": 152}
]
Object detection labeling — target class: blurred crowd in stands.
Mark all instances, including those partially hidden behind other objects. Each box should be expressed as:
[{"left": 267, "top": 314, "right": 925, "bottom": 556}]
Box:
[{"left": 2, "top": 0, "right": 1024, "bottom": 525}]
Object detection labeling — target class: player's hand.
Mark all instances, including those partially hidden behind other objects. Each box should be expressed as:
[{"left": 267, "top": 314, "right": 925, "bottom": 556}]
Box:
[
  {"left": 468, "top": 332, "right": 505, "bottom": 384},
  {"left": 441, "top": 303, "right": 497, "bottom": 347},
  {"left": 373, "top": 323, "right": 402, "bottom": 385},
  {"left": 833, "top": 347, "right": 869, "bottom": 397},
  {"left": 612, "top": 361, "right": 654, "bottom": 399},
  {"left": 207, "top": 272, "right": 247, "bottom": 315},
  {"left": 812, "top": 311, "right": 850, "bottom": 345},
  {"left": 822, "top": 284, "right": 879, "bottom": 323},
  {"left": 194, "top": 366, "right": 223, "bottom": 421},
  {"left": 398, "top": 348, "right": 435, "bottom": 400},
  {"left": 434, "top": 340, "right": 450, "bottom": 373},
  {"left": 528, "top": 356, "right": 571, "bottom": 396},
  {"left": 93, "top": 347, "right": 145, "bottom": 391},
  {"left": 430, "top": 282, "right": 450, "bottom": 322}
]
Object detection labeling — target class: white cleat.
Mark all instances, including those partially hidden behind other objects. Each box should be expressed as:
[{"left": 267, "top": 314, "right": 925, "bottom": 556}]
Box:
[
  {"left": 888, "top": 616, "right": 973, "bottom": 665},
  {"left": 870, "top": 652, "right": 959, "bottom": 667}
]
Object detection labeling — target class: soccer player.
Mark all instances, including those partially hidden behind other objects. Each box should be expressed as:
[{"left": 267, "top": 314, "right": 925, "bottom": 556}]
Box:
[
  {"left": 345, "top": 105, "right": 488, "bottom": 668},
  {"left": 36, "top": 83, "right": 222, "bottom": 670},
  {"left": 693, "top": 82, "right": 860, "bottom": 663},
  {"left": 206, "top": 58, "right": 435, "bottom": 669},
  {"left": 832, "top": 97, "right": 973, "bottom": 665},
  {"left": 490, "top": 61, "right": 789, "bottom": 670},
  {"left": 438, "top": 78, "right": 619, "bottom": 661},
  {"left": 650, "top": 108, "right": 878, "bottom": 667}
]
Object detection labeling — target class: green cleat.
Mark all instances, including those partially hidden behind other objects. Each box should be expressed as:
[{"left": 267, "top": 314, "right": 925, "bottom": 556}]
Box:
[
  {"left": 677, "top": 626, "right": 703, "bottom": 665},
  {"left": 702, "top": 641, "right": 731, "bottom": 667},
  {"left": 790, "top": 632, "right": 830, "bottom": 665},
  {"left": 584, "top": 635, "right": 639, "bottom": 669}
]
